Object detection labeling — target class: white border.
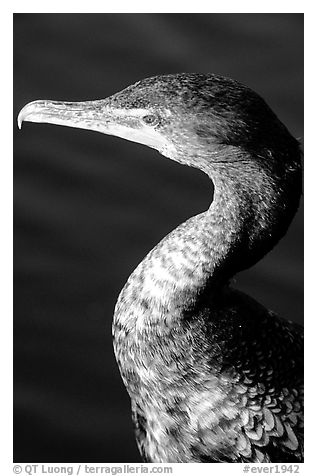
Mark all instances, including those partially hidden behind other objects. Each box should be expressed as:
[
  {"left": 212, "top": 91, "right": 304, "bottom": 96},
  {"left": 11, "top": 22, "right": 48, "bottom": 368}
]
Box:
[{"left": 3, "top": 4, "right": 312, "bottom": 475}]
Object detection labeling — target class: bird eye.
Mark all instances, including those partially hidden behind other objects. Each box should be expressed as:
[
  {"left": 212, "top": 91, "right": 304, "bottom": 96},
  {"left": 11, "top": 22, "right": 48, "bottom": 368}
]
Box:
[{"left": 142, "top": 114, "right": 160, "bottom": 126}]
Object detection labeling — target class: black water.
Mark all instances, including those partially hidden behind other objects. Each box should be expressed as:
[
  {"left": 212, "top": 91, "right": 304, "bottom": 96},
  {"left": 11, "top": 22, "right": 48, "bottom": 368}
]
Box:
[{"left": 14, "top": 14, "right": 303, "bottom": 462}]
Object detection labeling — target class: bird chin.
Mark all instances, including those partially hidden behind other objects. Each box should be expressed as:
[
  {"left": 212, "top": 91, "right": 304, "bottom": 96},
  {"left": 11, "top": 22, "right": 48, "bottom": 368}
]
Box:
[
  {"left": 157, "top": 143, "right": 177, "bottom": 160},
  {"left": 101, "top": 124, "right": 177, "bottom": 160}
]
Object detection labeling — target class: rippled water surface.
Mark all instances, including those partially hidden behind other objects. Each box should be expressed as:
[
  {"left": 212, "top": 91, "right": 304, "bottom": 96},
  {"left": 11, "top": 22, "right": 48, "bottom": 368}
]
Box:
[{"left": 14, "top": 14, "right": 303, "bottom": 462}]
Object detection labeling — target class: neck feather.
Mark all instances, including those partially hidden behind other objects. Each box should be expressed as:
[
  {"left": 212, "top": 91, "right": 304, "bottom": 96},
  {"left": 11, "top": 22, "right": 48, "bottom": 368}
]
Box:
[{"left": 113, "top": 149, "right": 301, "bottom": 334}]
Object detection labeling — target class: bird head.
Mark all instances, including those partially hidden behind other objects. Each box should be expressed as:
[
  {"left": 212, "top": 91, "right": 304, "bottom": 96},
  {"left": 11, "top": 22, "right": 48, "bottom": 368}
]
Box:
[{"left": 18, "top": 73, "right": 300, "bottom": 172}]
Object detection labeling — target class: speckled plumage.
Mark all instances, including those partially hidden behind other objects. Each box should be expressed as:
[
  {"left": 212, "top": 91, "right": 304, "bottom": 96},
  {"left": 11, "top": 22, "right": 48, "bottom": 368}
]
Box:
[
  {"left": 18, "top": 73, "right": 303, "bottom": 463},
  {"left": 112, "top": 163, "right": 303, "bottom": 463}
]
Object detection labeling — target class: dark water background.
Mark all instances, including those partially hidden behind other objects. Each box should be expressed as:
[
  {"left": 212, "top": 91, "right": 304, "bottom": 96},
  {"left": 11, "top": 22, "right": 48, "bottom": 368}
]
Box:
[{"left": 14, "top": 14, "right": 303, "bottom": 462}]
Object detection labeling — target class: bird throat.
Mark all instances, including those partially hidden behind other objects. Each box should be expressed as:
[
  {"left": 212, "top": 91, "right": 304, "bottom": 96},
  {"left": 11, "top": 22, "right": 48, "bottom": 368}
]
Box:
[{"left": 112, "top": 156, "right": 292, "bottom": 363}]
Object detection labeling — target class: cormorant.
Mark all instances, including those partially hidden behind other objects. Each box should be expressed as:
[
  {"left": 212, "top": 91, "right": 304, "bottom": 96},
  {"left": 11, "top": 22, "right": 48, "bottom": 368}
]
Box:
[{"left": 18, "top": 73, "right": 303, "bottom": 463}]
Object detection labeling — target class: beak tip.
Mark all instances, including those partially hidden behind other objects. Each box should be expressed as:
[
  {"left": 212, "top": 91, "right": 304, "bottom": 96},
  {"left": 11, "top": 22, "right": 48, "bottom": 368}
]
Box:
[
  {"left": 17, "top": 106, "right": 27, "bottom": 130},
  {"left": 17, "top": 101, "right": 41, "bottom": 130}
]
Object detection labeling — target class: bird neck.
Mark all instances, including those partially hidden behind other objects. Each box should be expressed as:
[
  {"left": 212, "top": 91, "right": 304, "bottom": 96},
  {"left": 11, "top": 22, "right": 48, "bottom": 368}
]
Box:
[{"left": 113, "top": 147, "right": 300, "bottom": 334}]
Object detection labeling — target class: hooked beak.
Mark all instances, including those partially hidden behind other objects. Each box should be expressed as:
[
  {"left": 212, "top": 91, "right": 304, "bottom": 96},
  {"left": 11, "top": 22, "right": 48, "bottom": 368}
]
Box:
[
  {"left": 18, "top": 98, "right": 128, "bottom": 134},
  {"left": 17, "top": 98, "right": 175, "bottom": 158}
]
